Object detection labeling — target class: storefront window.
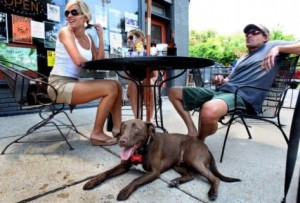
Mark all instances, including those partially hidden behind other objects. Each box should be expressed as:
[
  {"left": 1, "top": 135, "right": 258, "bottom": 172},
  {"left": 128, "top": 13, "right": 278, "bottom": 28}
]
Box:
[
  {"left": 0, "top": 0, "right": 139, "bottom": 77},
  {"left": 84, "top": 0, "right": 139, "bottom": 56}
]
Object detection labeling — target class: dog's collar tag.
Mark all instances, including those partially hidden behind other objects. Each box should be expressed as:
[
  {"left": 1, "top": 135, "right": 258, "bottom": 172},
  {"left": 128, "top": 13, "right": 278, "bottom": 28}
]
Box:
[{"left": 130, "top": 154, "right": 142, "bottom": 164}]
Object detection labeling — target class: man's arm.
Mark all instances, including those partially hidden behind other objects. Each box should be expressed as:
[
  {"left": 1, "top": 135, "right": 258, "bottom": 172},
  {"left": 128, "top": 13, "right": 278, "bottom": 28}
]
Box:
[{"left": 262, "top": 41, "right": 300, "bottom": 70}]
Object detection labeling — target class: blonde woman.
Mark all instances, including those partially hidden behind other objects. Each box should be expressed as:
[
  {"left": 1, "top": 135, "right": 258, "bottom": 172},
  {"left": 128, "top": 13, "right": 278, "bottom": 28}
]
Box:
[
  {"left": 48, "top": 0, "right": 122, "bottom": 146},
  {"left": 126, "top": 29, "right": 157, "bottom": 120}
]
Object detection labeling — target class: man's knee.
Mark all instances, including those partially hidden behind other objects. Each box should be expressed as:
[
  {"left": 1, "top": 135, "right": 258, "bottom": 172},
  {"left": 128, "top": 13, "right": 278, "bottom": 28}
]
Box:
[
  {"left": 200, "top": 102, "right": 226, "bottom": 123},
  {"left": 168, "top": 87, "right": 181, "bottom": 101}
]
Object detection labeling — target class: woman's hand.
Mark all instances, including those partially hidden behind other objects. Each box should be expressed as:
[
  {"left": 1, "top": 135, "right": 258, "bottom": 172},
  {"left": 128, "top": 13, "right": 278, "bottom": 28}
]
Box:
[{"left": 93, "top": 23, "right": 103, "bottom": 35}]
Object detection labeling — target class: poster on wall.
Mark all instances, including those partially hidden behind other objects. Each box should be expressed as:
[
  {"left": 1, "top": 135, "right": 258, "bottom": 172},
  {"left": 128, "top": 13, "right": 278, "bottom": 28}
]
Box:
[
  {"left": 47, "top": 3, "right": 60, "bottom": 22},
  {"left": 87, "top": 28, "right": 110, "bottom": 51},
  {"left": 110, "top": 32, "right": 122, "bottom": 55},
  {"left": 0, "top": 43, "right": 38, "bottom": 70},
  {"left": 31, "top": 21, "right": 45, "bottom": 39},
  {"left": 12, "top": 14, "right": 32, "bottom": 44},
  {"left": 95, "top": 5, "right": 108, "bottom": 28},
  {"left": 125, "top": 12, "right": 138, "bottom": 32},
  {"left": 0, "top": 12, "right": 8, "bottom": 43},
  {"left": 44, "top": 22, "right": 61, "bottom": 48},
  {"left": 47, "top": 50, "right": 55, "bottom": 67},
  {"left": 109, "top": 8, "right": 121, "bottom": 33}
]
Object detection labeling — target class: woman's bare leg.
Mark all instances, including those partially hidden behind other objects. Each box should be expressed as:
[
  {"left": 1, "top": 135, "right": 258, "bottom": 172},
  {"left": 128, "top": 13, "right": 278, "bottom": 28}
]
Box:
[
  {"left": 127, "top": 80, "right": 141, "bottom": 118},
  {"left": 110, "top": 80, "right": 122, "bottom": 135},
  {"left": 71, "top": 79, "right": 121, "bottom": 144}
]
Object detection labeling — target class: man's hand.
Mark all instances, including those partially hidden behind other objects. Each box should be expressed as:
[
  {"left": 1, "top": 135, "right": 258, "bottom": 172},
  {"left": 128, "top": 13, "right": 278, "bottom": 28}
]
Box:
[
  {"left": 212, "top": 75, "right": 228, "bottom": 85},
  {"left": 262, "top": 47, "right": 279, "bottom": 71}
]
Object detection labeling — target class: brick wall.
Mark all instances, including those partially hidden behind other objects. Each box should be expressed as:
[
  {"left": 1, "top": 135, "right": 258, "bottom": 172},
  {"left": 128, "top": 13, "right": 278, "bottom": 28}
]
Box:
[{"left": 173, "top": 0, "right": 190, "bottom": 87}]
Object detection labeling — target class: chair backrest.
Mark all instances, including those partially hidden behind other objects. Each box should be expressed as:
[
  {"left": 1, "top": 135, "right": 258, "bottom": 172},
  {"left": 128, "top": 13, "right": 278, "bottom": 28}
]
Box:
[
  {"left": 261, "top": 55, "right": 299, "bottom": 117},
  {"left": 0, "top": 63, "right": 30, "bottom": 104},
  {"left": 0, "top": 60, "right": 53, "bottom": 109},
  {"left": 192, "top": 63, "right": 228, "bottom": 89},
  {"left": 191, "top": 68, "right": 204, "bottom": 87}
]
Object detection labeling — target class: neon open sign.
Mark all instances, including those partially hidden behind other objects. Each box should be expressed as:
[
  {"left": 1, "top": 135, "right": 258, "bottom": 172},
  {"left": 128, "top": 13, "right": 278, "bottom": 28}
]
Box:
[{"left": 1, "top": 0, "right": 45, "bottom": 16}]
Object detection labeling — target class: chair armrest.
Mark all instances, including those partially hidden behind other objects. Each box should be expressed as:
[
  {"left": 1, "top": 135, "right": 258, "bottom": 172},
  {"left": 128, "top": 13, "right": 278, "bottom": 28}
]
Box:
[
  {"left": 232, "top": 85, "right": 288, "bottom": 115},
  {"left": 30, "top": 77, "right": 57, "bottom": 105}
]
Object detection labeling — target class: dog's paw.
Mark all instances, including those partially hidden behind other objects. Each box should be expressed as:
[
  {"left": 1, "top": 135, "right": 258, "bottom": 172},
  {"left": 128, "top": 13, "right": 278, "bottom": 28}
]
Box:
[
  {"left": 83, "top": 180, "right": 97, "bottom": 190},
  {"left": 117, "top": 188, "right": 132, "bottom": 201},
  {"left": 117, "top": 191, "right": 130, "bottom": 201},
  {"left": 208, "top": 189, "right": 218, "bottom": 201},
  {"left": 169, "top": 180, "right": 179, "bottom": 188}
]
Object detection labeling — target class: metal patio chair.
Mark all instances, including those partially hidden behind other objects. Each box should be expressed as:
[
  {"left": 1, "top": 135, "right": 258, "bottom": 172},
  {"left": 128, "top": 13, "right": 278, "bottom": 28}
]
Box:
[
  {"left": 219, "top": 55, "right": 299, "bottom": 162},
  {"left": 0, "top": 60, "right": 82, "bottom": 154}
]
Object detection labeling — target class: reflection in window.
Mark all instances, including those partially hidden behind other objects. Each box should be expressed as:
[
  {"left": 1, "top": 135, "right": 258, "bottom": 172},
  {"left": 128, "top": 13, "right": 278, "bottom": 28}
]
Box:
[{"left": 151, "top": 24, "right": 162, "bottom": 45}]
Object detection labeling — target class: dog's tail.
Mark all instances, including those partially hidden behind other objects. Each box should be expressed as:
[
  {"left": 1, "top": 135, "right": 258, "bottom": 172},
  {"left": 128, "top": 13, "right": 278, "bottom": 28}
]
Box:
[{"left": 209, "top": 151, "right": 241, "bottom": 182}]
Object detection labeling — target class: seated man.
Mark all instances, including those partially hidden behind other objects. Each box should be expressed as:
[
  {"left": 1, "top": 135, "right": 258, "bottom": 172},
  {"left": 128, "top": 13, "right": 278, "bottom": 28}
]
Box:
[{"left": 168, "top": 24, "right": 300, "bottom": 140}]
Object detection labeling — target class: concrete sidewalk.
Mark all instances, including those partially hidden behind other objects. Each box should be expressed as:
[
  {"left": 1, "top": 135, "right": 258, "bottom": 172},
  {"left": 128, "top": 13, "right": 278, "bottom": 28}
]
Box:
[{"left": 0, "top": 95, "right": 299, "bottom": 203}]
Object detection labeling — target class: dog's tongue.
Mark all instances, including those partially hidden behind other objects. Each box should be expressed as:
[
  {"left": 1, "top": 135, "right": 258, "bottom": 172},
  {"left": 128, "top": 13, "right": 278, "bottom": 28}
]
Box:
[{"left": 121, "top": 147, "right": 135, "bottom": 160}]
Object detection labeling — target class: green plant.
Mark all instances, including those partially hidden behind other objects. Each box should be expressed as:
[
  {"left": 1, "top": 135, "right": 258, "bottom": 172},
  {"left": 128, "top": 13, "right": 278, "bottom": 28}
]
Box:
[{"left": 189, "top": 29, "right": 296, "bottom": 66}]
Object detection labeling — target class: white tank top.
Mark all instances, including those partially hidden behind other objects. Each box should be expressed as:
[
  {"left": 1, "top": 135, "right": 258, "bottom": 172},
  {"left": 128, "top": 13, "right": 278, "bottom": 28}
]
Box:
[{"left": 50, "top": 32, "right": 92, "bottom": 78}]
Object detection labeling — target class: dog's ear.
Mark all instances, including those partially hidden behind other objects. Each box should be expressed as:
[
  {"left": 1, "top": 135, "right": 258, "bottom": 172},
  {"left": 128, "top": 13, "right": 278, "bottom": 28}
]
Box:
[{"left": 145, "top": 122, "right": 155, "bottom": 138}]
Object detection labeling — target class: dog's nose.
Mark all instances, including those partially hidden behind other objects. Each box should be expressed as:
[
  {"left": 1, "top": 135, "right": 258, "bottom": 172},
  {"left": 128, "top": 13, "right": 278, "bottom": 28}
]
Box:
[{"left": 119, "top": 138, "right": 127, "bottom": 146}]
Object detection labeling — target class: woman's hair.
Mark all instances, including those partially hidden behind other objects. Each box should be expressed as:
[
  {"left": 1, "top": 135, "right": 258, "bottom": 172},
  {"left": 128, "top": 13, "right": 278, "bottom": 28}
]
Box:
[
  {"left": 130, "top": 29, "right": 145, "bottom": 44},
  {"left": 66, "top": 0, "right": 92, "bottom": 24}
]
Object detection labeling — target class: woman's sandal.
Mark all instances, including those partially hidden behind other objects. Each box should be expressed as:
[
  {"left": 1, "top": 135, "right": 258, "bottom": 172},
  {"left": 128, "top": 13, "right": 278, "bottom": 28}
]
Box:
[{"left": 91, "top": 137, "right": 118, "bottom": 146}]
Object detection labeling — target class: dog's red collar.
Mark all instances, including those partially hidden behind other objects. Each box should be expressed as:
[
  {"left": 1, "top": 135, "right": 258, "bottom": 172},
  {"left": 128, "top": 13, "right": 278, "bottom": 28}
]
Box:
[
  {"left": 130, "top": 154, "right": 142, "bottom": 164},
  {"left": 130, "top": 134, "right": 152, "bottom": 164}
]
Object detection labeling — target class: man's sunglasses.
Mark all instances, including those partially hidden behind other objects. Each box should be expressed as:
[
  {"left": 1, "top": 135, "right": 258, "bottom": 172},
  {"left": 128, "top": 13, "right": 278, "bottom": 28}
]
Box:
[
  {"left": 64, "top": 9, "right": 82, "bottom": 17},
  {"left": 245, "top": 30, "right": 262, "bottom": 37},
  {"left": 127, "top": 36, "right": 133, "bottom": 40}
]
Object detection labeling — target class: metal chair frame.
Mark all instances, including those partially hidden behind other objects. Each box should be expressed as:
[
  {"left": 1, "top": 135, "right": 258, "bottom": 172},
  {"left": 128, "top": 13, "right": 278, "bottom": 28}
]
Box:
[
  {"left": 0, "top": 60, "right": 82, "bottom": 154},
  {"left": 190, "top": 56, "right": 299, "bottom": 162},
  {"left": 219, "top": 55, "right": 299, "bottom": 162}
]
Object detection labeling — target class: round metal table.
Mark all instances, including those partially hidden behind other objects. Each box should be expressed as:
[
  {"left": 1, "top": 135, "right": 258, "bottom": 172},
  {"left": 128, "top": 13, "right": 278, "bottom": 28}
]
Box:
[{"left": 83, "top": 56, "right": 214, "bottom": 132}]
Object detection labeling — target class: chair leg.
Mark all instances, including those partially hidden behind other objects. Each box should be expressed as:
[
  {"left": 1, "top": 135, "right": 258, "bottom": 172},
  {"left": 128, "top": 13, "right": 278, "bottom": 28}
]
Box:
[
  {"left": 106, "top": 112, "right": 113, "bottom": 132},
  {"left": 239, "top": 117, "right": 252, "bottom": 139},
  {"left": 48, "top": 121, "right": 74, "bottom": 150},
  {"left": 1, "top": 131, "right": 32, "bottom": 154},
  {"left": 59, "top": 110, "right": 83, "bottom": 135},
  {"left": 277, "top": 125, "right": 289, "bottom": 144},
  {"left": 1, "top": 119, "right": 74, "bottom": 155},
  {"left": 220, "top": 121, "right": 233, "bottom": 163},
  {"left": 277, "top": 115, "right": 289, "bottom": 144},
  {"left": 1, "top": 108, "right": 77, "bottom": 155},
  {"left": 154, "top": 83, "right": 168, "bottom": 133}
]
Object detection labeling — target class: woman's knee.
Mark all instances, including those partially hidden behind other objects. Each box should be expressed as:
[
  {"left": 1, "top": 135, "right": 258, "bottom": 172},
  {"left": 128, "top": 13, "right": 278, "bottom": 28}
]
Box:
[
  {"left": 102, "top": 81, "right": 120, "bottom": 97},
  {"left": 114, "top": 80, "right": 122, "bottom": 91}
]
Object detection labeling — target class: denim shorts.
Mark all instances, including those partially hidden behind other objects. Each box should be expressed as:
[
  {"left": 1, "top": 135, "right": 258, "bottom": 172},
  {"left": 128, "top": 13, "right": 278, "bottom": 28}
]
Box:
[{"left": 182, "top": 87, "right": 246, "bottom": 112}]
